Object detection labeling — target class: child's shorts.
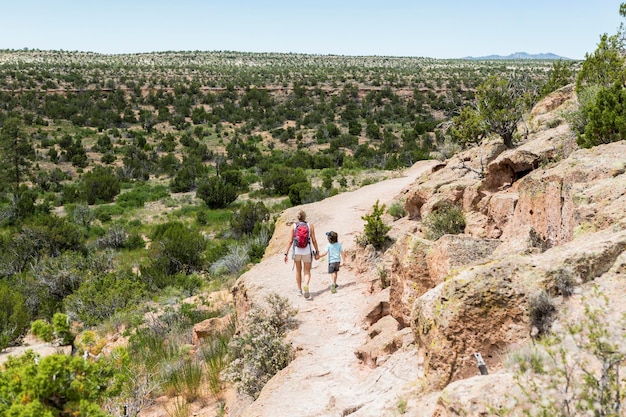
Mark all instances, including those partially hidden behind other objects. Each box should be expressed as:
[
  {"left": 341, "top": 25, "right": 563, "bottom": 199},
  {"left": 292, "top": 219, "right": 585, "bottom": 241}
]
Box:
[{"left": 328, "top": 262, "right": 340, "bottom": 273}]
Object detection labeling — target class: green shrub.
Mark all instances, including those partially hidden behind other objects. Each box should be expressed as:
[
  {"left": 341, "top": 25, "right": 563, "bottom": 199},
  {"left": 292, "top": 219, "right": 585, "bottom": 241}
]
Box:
[
  {"left": 93, "top": 204, "right": 125, "bottom": 222},
  {"left": 261, "top": 166, "right": 307, "bottom": 196},
  {"left": 30, "top": 319, "right": 53, "bottom": 342},
  {"left": 196, "top": 210, "right": 209, "bottom": 225},
  {"left": 116, "top": 184, "right": 169, "bottom": 209},
  {"left": 63, "top": 271, "right": 147, "bottom": 326},
  {"left": 361, "top": 200, "right": 391, "bottom": 250},
  {"left": 0, "top": 281, "right": 31, "bottom": 351},
  {"left": 578, "top": 84, "right": 626, "bottom": 148},
  {"left": 52, "top": 312, "right": 73, "bottom": 345},
  {"left": 230, "top": 201, "right": 270, "bottom": 237},
  {"left": 196, "top": 176, "right": 238, "bottom": 209},
  {"left": 148, "top": 221, "right": 206, "bottom": 276},
  {"left": 288, "top": 181, "right": 312, "bottom": 206},
  {"left": 0, "top": 351, "right": 116, "bottom": 416},
  {"left": 387, "top": 201, "right": 407, "bottom": 220},
  {"left": 224, "top": 293, "right": 297, "bottom": 398},
  {"left": 422, "top": 202, "right": 466, "bottom": 240},
  {"left": 123, "top": 231, "right": 145, "bottom": 250},
  {"left": 81, "top": 165, "right": 121, "bottom": 204}
]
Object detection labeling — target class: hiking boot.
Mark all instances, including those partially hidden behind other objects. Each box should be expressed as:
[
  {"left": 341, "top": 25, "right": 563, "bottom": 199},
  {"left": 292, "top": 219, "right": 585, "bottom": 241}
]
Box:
[
  {"left": 303, "top": 286, "right": 310, "bottom": 299},
  {"left": 331, "top": 283, "right": 337, "bottom": 294}
]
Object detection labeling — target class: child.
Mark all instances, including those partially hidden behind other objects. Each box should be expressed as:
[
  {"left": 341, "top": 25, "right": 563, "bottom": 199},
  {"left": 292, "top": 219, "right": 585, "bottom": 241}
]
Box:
[{"left": 316, "top": 231, "right": 346, "bottom": 293}]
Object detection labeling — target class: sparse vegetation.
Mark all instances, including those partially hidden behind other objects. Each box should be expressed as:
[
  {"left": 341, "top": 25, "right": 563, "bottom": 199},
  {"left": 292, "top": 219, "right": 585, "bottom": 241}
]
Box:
[
  {"left": 528, "top": 290, "right": 557, "bottom": 338},
  {"left": 422, "top": 202, "right": 466, "bottom": 240},
  {"left": 224, "top": 293, "right": 297, "bottom": 399},
  {"left": 501, "top": 288, "right": 626, "bottom": 417},
  {"left": 397, "top": 396, "right": 408, "bottom": 414},
  {"left": 361, "top": 200, "right": 391, "bottom": 250},
  {"left": 387, "top": 201, "right": 407, "bottom": 220},
  {"left": 201, "top": 329, "right": 233, "bottom": 397}
]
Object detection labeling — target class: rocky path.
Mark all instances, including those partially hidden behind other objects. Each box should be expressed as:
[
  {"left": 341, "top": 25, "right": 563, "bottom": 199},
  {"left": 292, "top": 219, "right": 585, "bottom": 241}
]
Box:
[{"left": 232, "top": 160, "right": 440, "bottom": 417}]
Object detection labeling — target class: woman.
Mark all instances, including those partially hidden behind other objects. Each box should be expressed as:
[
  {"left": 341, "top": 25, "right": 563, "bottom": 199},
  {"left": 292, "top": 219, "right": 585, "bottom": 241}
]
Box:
[{"left": 284, "top": 210, "right": 319, "bottom": 299}]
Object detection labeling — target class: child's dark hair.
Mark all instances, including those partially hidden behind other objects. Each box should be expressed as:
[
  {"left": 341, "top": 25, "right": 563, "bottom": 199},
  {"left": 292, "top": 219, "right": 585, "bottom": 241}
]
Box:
[{"left": 326, "top": 231, "right": 338, "bottom": 243}]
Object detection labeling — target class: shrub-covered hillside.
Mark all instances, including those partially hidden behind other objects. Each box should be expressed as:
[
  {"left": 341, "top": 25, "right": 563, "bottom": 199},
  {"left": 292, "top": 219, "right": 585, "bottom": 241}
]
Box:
[{"left": 0, "top": 49, "right": 574, "bottom": 415}]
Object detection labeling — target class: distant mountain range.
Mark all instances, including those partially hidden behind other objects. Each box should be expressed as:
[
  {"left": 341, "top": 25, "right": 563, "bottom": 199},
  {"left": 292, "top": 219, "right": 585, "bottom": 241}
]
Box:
[{"left": 463, "top": 52, "right": 572, "bottom": 60}]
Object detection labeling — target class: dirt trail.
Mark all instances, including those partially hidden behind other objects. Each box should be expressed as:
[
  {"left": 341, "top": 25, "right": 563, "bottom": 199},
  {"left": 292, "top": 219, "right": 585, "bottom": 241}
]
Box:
[{"left": 232, "top": 160, "right": 439, "bottom": 417}]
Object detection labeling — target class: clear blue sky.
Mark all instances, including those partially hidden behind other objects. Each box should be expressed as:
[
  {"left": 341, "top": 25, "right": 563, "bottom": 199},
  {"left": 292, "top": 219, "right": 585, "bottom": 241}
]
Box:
[{"left": 2, "top": 1, "right": 623, "bottom": 60}]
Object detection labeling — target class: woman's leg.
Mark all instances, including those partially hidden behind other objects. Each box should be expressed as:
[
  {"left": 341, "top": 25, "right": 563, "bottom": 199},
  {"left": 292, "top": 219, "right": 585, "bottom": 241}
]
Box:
[
  {"left": 294, "top": 259, "right": 303, "bottom": 290},
  {"left": 303, "top": 260, "right": 312, "bottom": 298},
  {"left": 303, "top": 261, "right": 312, "bottom": 288}
]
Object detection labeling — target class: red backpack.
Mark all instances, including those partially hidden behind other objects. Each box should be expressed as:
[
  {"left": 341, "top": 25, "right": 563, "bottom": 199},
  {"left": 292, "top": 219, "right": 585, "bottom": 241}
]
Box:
[{"left": 293, "top": 221, "right": 310, "bottom": 249}]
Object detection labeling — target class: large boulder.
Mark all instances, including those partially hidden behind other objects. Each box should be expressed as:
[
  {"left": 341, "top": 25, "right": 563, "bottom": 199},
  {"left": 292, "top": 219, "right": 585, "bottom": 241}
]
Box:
[
  {"left": 500, "top": 141, "right": 626, "bottom": 248},
  {"left": 390, "top": 235, "right": 434, "bottom": 327},
  {"left": 390, "top": 234, "right": 500, "bottom": 327},
  {"left": 404, "top": 142, "right": 506, "bottom": 221},
  {"left": 410, "top": 227, "right": 626, "bottom": 390},
  {"left": 429, "top": 372, "right": 517, "bottom": 417},
  {"left": 411, "top": 257, "right": 532, "bottom": 389}
]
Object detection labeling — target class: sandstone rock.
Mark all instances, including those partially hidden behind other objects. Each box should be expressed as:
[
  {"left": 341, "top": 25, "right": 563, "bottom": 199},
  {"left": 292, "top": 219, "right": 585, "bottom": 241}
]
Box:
[
  {"left": 411, "top": 258, "right": 536, "bottom": 389},
  {"left": 390, "top": 235, "right": 433, "bottom": 326},
  {"left": 404, "top": 145, "right": 500, "bottom": 220},
  {"left": 501, "top": 140, "right": 626, "bottom": 247},
  {"left": 192, "top": 316, "right": 232, "bottom": 345},
  {"left": 530, "top": 84, "right": 576, "bottom": 119},
  {"left": 390, "top": 234, "right": 500, "bottom": 329},
  {"left": 529, "top": 228, "right": 626, "bottom": 291},
  {"left": 426, "top": 235, "right": 500, "bottom": 283},
  {"left": 483, "top": 192, "right": 518, "bottom": 238},
  {"left": 430, "top": 372, "right": 517, "bottom": 417},
  {"left": 411, "top": 227, "right": 626, "bottom": 390},
  {"left": 355, "top": 315, "right": 406, "bottom": 368},
  {"left": 362, "top": 287, "right": 391, "bottom": 326},
  {"left": 492, "top": 224, "right": 547, "bottom": 257},
  {"left": 463, "top": 210, "right": 490, "bottom": 237}
]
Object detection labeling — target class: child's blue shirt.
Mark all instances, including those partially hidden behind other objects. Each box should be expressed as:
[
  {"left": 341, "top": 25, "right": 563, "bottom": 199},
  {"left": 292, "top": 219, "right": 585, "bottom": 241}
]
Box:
[{"left": 325, "top": 242, "right": 343, "bottom": 263}]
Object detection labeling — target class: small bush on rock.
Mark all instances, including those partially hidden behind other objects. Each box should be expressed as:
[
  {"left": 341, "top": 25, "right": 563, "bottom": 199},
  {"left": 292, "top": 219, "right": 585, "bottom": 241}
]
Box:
[
  {"left": 224, "top": 293, "right": 297, "bottom": 399},
  {"left": 528, "top": 290, "right": 556, "bottom": 338},
  {"left": 492, "top": 287, "right": 626, "bottom": 417},
  {"left": 387, "top": 201, "right": 407, "bottom": 220},
  {"left": 361, "top": 200, "right": 391, "bottom": 250},
  {"left": 422, "top": 202, "right": 466, "bottom": 240}
]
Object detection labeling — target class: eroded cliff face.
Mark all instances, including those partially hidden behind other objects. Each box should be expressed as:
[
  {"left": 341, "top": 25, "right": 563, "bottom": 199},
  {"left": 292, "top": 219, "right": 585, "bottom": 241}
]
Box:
[{"left": 388, "top": 85, "right": 626, "bottom": 398}]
